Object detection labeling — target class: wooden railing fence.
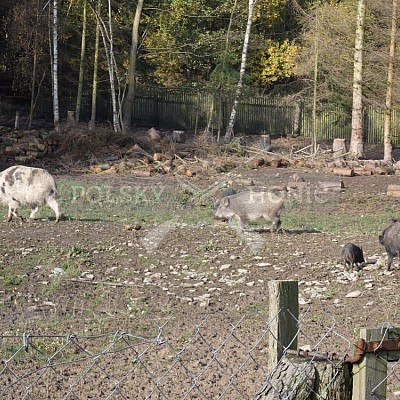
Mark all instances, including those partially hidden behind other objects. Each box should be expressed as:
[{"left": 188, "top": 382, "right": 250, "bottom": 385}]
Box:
[{"left": 1, "top": 90, "right": 399, "bottom": 145}]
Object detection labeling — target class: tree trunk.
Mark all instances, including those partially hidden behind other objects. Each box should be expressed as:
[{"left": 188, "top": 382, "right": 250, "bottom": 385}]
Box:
[
  {"left": 349, "top": 0, "right": 366, "bottom": 159},
  {"left": 52, "top": 0, "right": 60, "bottom": 132},
  {"left": 89, "top": 0, "right": 100, "bottom": 130},
  {"left": 224, "top": 0, "right": 255, "bottom": 142},
  {"left": 384, "top": 0, "right": 398, "bottom": 162},
  {"left": 122, "top": 0, "right": 144, "bottom": 132},
  {"left": 312, "top": 7, "right": 319, "bottom": 154},
  {"left": 29, "top": 32, "right": 38, "bottom": 130},
  {"left": 106, "top": 0, "right": 120, "bottom": 132},
  {"left": 254, "top": 356, "right": 352, "bottom": 400},
  {"left": 75, "top": 0, "right": 87, "bottom": 123},
  {"left": 93, "top": 0, "right": 121, "bottom": 132}
]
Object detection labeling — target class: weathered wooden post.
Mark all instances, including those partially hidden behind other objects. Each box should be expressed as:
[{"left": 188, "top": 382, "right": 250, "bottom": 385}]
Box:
[
  {"left": 268, "top": 280, "right": 299, "bottom": 370},
  {"left": 352, "top": 327, "right": 388, "bottom": 400},
  {"left": 254, "top": 280, "right": 353, "bottom": 400}
]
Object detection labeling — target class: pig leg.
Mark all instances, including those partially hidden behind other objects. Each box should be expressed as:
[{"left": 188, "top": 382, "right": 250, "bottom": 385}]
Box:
[
  {"left": 387, "top": 253, "right": 393, "bottom": 271},
  {"left": 7, "top": 200, "right": 23, "bottom": 222},
  {"left": 46, "top": 196, "right": 60, "bottom": 222},
  {"left": 29, "top": 204, "right": 39, "bottom": 221},
  {"left": 270, "top": 216, "right": 281, "bottom": 233},
  {"left": 228, "top": 215, "right": 245, "bottom": 232}
]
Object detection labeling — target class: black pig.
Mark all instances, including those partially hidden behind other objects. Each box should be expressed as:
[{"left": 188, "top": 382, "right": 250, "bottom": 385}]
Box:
[
  {"left": 341, "top": 243, "right": 365, "bottom": 272},
  {"left": 379, "top": 218, "right": 400, "bottom": 271}
]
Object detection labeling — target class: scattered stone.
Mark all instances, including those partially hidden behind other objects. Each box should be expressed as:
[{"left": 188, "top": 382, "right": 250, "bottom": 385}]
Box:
[{"left": 345, "top": 290, "right": 362, "bottom": 298}]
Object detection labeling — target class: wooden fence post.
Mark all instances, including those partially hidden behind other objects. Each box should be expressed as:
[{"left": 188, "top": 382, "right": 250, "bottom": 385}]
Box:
[
  {"left": 14, "top": 110, "right": 20, "bottom": 130},
  {"left": 352, "top": 327, "right": 388, "bottom": 400},
  {"left": 268, "top": 280, "right": 299, "bottom": 371}
]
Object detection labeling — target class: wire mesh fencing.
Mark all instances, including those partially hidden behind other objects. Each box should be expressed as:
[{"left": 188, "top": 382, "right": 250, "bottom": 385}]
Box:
[
  {"left": 0, "top": 308, "right": 363, "bottom": 400},
  {"left": 0, "top": 312, "right": 351, "bottom": 399}
]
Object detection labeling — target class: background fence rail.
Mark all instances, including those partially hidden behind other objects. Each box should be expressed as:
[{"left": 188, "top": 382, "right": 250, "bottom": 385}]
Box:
[{"left": 1, "top": 90, "right": 399, "bottom": 146}]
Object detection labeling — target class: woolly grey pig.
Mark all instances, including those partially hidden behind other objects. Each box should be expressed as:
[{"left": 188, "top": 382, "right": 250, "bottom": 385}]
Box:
[
  {"left": 213, "top": 187, "right": 237, "bottom": 209},
  {"left": 214, "top": 190, "right": 284, "bottom": 232},
  {"left": 0, "top": 165, "right": 60, "bottom": 222},
  {"left": 379, "top": 218, "right": 400, "bottom": 271},
  {"left": 341, "top": 243, "right": 365, "bottom": 272}
]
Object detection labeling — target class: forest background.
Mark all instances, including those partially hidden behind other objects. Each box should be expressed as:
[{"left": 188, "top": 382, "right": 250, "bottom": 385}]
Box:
[{"left": 0, "top": 0, "right": 400, "bottom": 157}]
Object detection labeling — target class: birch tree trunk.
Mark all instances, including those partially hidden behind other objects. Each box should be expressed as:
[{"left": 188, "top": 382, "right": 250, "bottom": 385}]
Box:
[
  {"left": 89, "top": 0, "right": 100, "bottom": 130},
  {"left": 91, "top": 0, "right": 121, "bottom": 132},
  {"left": 52, "top": 0, "right": 60, "bottom": 132},
  {"left": 106, "top": 0, "right": 120, "bottom": 132},
  {"left": 224, "top": 0, "right": 255, "bottom": 142},
  {"left": 349, "top": 0, "right": 366, "bottom": 159},
  {"left": 384, "top": 0, "right": 398, "bottom": 162},
  {"left": 122, "top": 0, "right": 144, "bottom": 132},
  {"left": 75, "top": 0, "right": 87, "bottom": 123}
]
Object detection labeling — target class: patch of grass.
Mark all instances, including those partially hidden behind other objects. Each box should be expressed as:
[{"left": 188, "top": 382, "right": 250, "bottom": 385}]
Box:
[
  {"left": 55, "top": 179, "right": 214, "bottom": 225},
  {"left": 282, "top": 211, "right": 395, "bottom": 235},
  {"left": 244, "top": 304, "right": 269, "bottom": 313},
  {"left": 2, "top": 268, "right": 24, "bottom": 286}
]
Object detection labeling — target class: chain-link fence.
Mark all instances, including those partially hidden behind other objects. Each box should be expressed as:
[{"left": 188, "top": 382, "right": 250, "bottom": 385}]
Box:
[{"left": 2, "top": 307, "right": 400, "bottom": 399}]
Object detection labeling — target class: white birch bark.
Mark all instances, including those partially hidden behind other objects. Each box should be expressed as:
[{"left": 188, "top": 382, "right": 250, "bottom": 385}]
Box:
[
  {"left": 52, "top": 0, "right": 60, "bottom": 131},
  {"left": 107, "top": 0, "right": 120, "bottom": 132},
  {"left": 384, "top": 0, "right": 398, "bottom": 162},
  {"left": 89, "top": 0, "right": 100, "bottom": 130},
  {"left": 349, "top": 0, "right": 366, "bottom": 159},
  {"left": 90, "top": 0, "right": 121, "bottom": 132},
  {"left": 224, "top": 0, "right": 255, "bottom": 142}
]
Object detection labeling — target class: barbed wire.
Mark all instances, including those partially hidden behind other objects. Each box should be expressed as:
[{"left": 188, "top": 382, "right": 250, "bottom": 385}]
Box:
[{"left": 1, "top": 311, "right": 399, "bottom": 399}]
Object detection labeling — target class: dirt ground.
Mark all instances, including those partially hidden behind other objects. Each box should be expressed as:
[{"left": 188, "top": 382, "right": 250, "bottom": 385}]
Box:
[{"left": 1, "top": 130, "right": 400, "bottom": 398}]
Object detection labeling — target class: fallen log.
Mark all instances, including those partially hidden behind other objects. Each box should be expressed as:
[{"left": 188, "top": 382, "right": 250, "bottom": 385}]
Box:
[
  {"left": 318, "top": 181, "right": 345, "bottom": 192},
  {"left": 131, "top": 170, "right": 151, "bottom": 177},
  {"left": 372, "top": 166, "right": 394, "bottom": 175},
  {"left": 387, "top": 184, "right": 400, "bottom": 198},
  {"left": 249, "top": 157, "right": 265, "bottom": 169},
  {"left": 270, "top": 159, "right": 283, "bottom": 168},
  {"left": 332, "top": 167, "right": 354, "bottom": 177},
  {"left": 353, "top": 167, "right": 372, "bottom": 176}
]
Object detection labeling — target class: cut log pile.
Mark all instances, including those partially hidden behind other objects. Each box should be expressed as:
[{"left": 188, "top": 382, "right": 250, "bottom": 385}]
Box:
[
  {"left": 0, "top": 126, "right": 55, "bottom": 163},
  {"left": 2, "top": 126, "right": 400, "bottom": 185},
  {"left": 327, "top": 159, "right": 397, "bottom": 176}
]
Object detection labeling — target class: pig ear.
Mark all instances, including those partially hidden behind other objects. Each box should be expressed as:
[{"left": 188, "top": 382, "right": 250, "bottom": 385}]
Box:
[{"left": 221, "top": 197, "right": 230, "bottom": 207}]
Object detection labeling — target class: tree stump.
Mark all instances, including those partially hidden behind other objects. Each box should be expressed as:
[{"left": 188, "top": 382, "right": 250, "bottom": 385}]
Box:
[
  {"left": 67, "top": 111, "right": 76, "bottom": 127},
  {"left": 254, "top": 356, "right": 352, "bottom": 400},
  {"left": 332, "top": 138, "right": 347, "bottom": 159},
  {"left": 260, "top": 134, "right": 272, "bottom": 151},
  {"left": 172, "top": 130, "right": 185, "bottom": 143}
]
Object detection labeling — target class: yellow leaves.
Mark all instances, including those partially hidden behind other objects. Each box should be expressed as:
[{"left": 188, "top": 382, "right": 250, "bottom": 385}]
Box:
[
  {"left": 253, "top": 0, "right": 286, "bottom": 28},
  {"left": 253, "top": 39, "right": 298, "bottom": 86}
]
